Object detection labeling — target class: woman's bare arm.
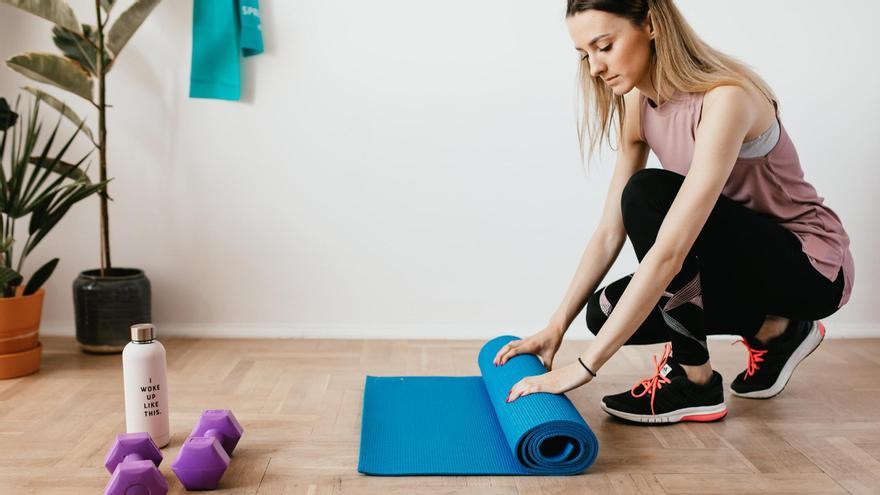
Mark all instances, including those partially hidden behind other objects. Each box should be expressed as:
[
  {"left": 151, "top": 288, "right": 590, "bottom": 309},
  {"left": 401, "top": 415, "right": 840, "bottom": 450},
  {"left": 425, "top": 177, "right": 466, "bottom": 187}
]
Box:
[{"left": 549, "top": 90, "right": 650, "bottom": 335}]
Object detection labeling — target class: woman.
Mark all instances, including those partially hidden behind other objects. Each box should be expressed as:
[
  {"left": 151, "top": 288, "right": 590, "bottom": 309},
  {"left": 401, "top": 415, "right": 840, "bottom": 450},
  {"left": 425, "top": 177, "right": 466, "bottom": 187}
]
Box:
[{"left": 494, "top": 0, "right": 854, "bottom": 424}]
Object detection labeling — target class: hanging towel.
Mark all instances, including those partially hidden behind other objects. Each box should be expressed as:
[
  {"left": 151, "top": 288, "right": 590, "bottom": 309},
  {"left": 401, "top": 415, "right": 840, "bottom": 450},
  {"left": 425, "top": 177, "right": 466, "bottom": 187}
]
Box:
[{"left": 190, "top": 0, "right": 264, "bottom": 100}]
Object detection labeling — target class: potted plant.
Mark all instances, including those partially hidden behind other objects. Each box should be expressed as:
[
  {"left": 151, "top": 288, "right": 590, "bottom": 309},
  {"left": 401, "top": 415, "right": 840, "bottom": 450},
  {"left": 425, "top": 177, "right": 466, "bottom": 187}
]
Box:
[
  {"left": 2, "top": 0, "right": 163, "bottom": 352},
  {"left": 0, "top": 96, "right": 106, "bottom": 379}
]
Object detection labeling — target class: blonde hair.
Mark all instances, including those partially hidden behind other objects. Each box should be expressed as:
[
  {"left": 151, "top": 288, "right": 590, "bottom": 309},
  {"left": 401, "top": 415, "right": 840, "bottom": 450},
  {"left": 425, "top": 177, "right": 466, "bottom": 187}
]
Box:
[{"left": 567, "top": 0, "right": 777, "bottom": 165}]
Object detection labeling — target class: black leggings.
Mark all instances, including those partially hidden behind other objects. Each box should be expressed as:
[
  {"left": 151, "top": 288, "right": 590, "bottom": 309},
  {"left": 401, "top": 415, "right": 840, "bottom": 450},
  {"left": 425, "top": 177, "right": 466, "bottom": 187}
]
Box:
[{"left": 585, "top": 168, "right": 845, "bottom": 365}]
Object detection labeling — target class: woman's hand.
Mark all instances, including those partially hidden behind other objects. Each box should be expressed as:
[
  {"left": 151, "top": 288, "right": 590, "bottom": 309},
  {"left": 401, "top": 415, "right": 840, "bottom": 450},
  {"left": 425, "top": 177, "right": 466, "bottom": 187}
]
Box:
[
  {"left": 493, "top": 326, "right": 564, "bottom": 371},
  {"left": 506, "top": 362, "right": 593, "bottom": 402}
]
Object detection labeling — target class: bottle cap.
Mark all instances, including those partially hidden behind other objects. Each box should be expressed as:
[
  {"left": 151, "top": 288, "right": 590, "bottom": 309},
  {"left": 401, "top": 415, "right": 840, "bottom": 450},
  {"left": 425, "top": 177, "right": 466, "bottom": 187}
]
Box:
[{"left": 131, "top": 323, "right": 155, "bottom": 342}]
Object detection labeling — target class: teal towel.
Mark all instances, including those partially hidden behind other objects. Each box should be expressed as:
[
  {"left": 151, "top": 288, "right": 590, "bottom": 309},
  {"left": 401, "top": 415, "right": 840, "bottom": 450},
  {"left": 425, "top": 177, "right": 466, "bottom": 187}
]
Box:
[{"left": 190, "top": 0, "right": 263, "bottom": 100}]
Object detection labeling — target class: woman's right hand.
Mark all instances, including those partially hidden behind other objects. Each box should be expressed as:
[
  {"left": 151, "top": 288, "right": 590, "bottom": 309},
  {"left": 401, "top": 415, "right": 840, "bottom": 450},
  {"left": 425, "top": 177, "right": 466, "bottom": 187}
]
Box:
[{"left": 493, "top": 325, "right": 565, "bottom": 371}]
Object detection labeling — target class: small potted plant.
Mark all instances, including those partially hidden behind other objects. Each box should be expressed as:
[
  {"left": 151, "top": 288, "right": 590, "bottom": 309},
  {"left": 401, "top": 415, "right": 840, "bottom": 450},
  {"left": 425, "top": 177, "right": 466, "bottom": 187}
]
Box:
[
  {"left": 0, "top": 96, "right": 106, "bottom": 379},
  {"left": 2, "top": 0, "right": 163, "bottom": 352}
]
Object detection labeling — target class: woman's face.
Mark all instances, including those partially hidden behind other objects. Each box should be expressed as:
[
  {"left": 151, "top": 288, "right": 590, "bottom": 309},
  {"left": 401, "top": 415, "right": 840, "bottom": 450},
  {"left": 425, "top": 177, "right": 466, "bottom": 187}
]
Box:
[{"left": 566, "top": 10, "right": 654, "bottom": 96}]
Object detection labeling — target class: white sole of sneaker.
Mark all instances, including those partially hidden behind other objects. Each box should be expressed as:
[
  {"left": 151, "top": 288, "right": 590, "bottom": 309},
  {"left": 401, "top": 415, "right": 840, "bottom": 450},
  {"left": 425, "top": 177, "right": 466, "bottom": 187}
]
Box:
[
  {"left": 730, "top": 320, "right": 826, "bottom": 399},
  {"left": 600, "top": 401, "right": 728, "bottom": 424}
]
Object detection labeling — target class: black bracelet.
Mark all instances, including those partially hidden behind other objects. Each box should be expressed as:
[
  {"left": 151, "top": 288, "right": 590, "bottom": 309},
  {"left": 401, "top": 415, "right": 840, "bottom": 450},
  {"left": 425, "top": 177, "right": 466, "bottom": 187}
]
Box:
[{"left": 578, "top": 357, "right": 597, "bottom": 377}]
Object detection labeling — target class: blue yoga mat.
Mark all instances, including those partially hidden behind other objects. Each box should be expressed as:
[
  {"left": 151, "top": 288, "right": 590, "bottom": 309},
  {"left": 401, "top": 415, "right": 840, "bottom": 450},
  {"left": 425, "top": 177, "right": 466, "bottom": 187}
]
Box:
[{"left": 358, "top": 335, "right": 599, "bottom": 475}]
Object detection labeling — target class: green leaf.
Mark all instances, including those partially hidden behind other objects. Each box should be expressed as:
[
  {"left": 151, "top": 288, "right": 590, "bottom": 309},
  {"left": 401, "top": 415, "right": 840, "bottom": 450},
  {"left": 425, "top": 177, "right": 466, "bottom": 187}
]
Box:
[
  {"left": 52, "top": 24, "right": 110, "bottom": 77},
  {"left": 23, "top": 257, "right": 58, "bottom": 295},
  {"left": 6, "top": 53, "right": 94, "bottom": 103},
  {"left": 21, "top": 148, "right": 92, "bottom": 217},
  {"left": 106, "top": 0, "right": 162, "bottom": 58},
  {"left": 22, "top": 86, "right": 95, "bottom": 144},
  {"left": 0, "top": 0, "right": 81, "bottom": 34},
  {"left": 27, "top": 192, "right": 56, "bottom": 236},
  {"left": 21, "top": 150, "right": 94, "bottom": 219},
  {"left": 0, "top": 129, "right": 9, "bottom": 205},
  {"left": 0, "top": 236, "right": 12, "bottom": 253},
  {"left": 28, "top": 155, "right": 91, "bottom": 183},
  {"left": 24, "top": 181, "right": 105, "bottom": 256},
  {"left": 5, "top": 97, "right": 45, "bottom": 217},
  {"left": 0, "top": 266, "right": 23, "bottom": 297},
  {"left": 18, "top": 109, "right": 85, "bottom": 213},
  {"left": 0, "top": 97, "right": 18, "bottom": 131},
  {"left": 100, "top": 0, "right": 115, "bottom": 13}
]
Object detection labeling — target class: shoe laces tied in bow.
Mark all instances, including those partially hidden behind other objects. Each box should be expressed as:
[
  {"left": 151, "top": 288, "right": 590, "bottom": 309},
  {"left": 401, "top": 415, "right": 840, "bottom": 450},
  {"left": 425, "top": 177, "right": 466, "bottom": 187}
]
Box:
[
  {"left": 630, "top": 342, "right": 673, "bottom": 416},
  {"left": 732, "top": 338, "right": 767, "bottom": 380}
]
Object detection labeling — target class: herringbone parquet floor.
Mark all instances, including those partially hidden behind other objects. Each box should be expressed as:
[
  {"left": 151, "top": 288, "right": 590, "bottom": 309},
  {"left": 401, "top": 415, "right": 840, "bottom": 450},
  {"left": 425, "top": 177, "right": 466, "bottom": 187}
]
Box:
[{"left": 1, "top": 335, "right": 878, "bottom": 494}]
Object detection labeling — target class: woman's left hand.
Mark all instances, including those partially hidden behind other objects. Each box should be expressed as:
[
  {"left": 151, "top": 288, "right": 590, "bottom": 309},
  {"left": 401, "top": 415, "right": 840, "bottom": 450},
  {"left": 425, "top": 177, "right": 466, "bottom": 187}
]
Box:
[{"left": 506, "top": 362, "right": 593, "bottom": 403}]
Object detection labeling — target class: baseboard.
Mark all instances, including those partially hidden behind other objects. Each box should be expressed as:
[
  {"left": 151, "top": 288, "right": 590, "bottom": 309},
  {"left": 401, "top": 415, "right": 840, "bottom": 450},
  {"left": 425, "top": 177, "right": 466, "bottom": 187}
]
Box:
[{"left": 38, "top": 322, "right": 879, "bottom": 340}]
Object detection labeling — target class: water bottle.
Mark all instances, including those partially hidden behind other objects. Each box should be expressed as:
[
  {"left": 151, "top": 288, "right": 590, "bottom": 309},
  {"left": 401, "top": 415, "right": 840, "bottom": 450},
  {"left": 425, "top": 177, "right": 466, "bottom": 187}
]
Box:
[{"left": 122, "top": 323, "right": 170, "bottom": 447}]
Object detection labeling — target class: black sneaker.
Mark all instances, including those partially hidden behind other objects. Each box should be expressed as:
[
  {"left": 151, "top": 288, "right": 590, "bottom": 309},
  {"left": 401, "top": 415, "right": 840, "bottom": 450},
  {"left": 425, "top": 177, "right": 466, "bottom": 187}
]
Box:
[
  {"left": 600, "top": 343, "right": 728, "bottom": 424},
  {"left": 730, "top": 320, "right": 825, "bottom": 399}
]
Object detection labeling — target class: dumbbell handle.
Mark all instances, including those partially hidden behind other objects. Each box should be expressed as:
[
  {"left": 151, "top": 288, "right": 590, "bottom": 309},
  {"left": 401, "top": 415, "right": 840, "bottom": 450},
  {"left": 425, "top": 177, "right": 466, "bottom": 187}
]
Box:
[
  {"left": 119, "top": 452, "right": 145, "bottom": 468},
  {"left": 111, "top": 452, "right": 146, "bottom": 474},
  {"left": 202, "top": 428, "right": 227, "bottom": 444}
]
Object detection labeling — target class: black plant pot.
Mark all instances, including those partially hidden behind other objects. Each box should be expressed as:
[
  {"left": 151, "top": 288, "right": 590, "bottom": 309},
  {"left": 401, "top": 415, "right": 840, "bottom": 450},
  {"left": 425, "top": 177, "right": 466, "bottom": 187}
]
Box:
[{"left": 73, "top": 268, "right": 151, "bottom": 354}]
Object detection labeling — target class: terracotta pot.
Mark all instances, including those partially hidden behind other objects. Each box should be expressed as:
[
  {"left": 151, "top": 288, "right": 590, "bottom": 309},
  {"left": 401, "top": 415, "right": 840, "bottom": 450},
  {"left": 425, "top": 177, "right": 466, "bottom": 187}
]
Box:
[
  {"left": 0, "top": 342, "right": 42, "bottom": 380},
  {"left": 0, "top": 287, "right": 44, "bottom": 379},
  {"left": 0, "top": 287, "right": 44, "bottom": 354}
]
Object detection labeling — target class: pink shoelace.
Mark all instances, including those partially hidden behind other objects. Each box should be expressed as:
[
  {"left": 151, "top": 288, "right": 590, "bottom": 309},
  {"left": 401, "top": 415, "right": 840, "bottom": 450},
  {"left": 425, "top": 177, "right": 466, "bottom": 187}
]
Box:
[
  {"left": 630, "top": 343, "right": 673, "bottom": 416},
  {"left": 732, "top": 339, "right": 767, "bottom": 380}
]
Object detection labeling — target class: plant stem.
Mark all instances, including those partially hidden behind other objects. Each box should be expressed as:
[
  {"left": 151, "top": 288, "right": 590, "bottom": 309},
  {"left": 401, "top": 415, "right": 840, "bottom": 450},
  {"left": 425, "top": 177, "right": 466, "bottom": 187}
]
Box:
[
  {"left": 1, "top": 215, "right": 5, "bottom": 267},
  {"left": 15, "top": 234, "right": 32, "bottom": 274},
  {"left": 95, "top": 0, "right": 111, "bottom": 275},
  {"left": 2, "top": 214, "right": 10, "bottom": 269},
  {"left": 7, "top": 217, "right": 14, "bottom": 270}
]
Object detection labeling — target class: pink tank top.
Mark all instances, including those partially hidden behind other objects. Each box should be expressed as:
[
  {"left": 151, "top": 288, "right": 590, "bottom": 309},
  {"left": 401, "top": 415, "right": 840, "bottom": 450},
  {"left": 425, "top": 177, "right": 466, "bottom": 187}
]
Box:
[{"left": 639, "top": 89, "right": 854, "bottom": 308}]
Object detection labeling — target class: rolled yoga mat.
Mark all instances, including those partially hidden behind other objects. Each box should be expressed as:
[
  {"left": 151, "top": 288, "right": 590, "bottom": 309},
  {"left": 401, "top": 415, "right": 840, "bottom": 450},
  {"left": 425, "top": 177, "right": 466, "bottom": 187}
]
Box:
[{"left": 357, "top": 335, "right": 599, "bottom": 475}]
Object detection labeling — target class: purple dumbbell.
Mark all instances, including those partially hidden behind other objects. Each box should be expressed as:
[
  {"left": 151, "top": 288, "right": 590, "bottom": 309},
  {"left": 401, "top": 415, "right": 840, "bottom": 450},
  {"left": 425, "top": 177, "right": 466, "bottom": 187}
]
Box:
[
  {"left": 171, "top": 409, "right": 244, "bottom": 490},
  {"left": 103, "top": 432, "right": 168, "bottom": 495}
]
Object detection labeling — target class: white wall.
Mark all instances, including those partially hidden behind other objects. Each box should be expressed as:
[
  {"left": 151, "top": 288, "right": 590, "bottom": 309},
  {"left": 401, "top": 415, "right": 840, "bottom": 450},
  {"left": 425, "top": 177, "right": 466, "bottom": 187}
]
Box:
[{"left": 1, "top": 1, "right": 877, "bottom": 340}]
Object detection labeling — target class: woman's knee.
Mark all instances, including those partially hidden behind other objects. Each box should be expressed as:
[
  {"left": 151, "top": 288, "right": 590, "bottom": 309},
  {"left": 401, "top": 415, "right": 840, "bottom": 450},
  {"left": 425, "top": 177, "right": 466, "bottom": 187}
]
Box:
[
  {"left": 620, "top": 168, "right": 681, "bottom": 226},
  {"left": 585, "top": 288, "right": 610, "bottom": 336}
]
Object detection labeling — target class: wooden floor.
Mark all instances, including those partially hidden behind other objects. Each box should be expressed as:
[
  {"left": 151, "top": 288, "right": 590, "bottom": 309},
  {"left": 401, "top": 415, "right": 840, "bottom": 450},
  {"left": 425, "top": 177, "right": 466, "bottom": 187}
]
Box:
[{"left": 1, "top": 335, "right": 879, "bottom": 494}]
